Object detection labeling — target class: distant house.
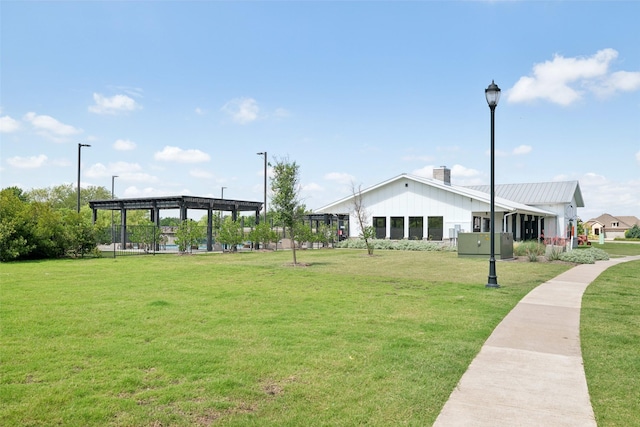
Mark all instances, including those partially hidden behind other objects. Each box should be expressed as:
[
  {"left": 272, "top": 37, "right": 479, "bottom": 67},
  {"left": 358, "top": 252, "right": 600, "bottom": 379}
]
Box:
[
  {"left": 585, "top": 214, "right": 640, "bottom": 240},
  {"left": 314, "top": 167, "right": 584, "bottom": 242}
]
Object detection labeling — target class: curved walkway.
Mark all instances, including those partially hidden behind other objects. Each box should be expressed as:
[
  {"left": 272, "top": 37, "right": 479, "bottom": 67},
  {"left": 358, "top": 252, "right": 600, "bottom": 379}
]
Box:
[{"left": 433, "top": 255, "right": 640, "bottom": 427}]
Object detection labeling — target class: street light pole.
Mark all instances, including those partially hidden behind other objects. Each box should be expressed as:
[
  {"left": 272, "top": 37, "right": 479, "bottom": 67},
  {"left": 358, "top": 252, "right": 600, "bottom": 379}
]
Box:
[
  {"left": 221, "top": 186, "right": 227, "bottom": 199},
  {"left": 77, "top": 143, "right": 91, "bottom": 213},
  {"left": 257, "top": 152, "right": 267, "bottom": 225},
  {"left": 111, "top": 175, "right": 118, "bottom": 256},
  {"left": 485, "top": 80, "right": 501, "bottom": 288}
]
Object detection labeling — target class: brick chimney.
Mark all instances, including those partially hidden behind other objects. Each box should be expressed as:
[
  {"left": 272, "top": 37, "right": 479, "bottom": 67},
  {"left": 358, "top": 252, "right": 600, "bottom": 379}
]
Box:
[{"left": 433, "top": 166, "right": 451, "bottom": 185}]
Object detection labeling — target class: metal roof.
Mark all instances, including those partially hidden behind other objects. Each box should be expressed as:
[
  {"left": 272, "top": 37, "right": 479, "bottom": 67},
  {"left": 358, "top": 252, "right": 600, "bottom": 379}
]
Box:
[
  {"left": 89, "top": 195, "right": 262, "bottom": 212},
  {"left": 315, "top": 174, "right": 556, "bottom": 216},
  {"left": 466, "top": 181, "right": 584, "bottom": 207}
]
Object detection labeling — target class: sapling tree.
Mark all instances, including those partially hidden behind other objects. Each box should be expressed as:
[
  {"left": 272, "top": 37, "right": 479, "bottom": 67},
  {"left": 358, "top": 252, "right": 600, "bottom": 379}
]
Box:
[
  {"left": 351, "top": 182, "right": 375, "bottom": 255},
  {"left": 270, "top": 157, "right": 305, "bottom": 265}
]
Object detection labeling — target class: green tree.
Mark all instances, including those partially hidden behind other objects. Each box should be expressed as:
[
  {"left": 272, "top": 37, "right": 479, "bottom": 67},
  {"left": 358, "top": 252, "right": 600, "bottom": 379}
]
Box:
[
  {"left": 160, "top": 217, "right": 181, "bottom": 226},
  {"left": 270, "top": 158, "right": 305, "bottom": 265},
  {"left": 248, "top": 222, "right": 278, "bottom": 250},
  {"left": 0, "top": 188, "right": 35, "bottom": 261},
  {"left": 218, "top": 216, "right": 244, "bottom": 252},
  {"left": 27, "top": 184, "right": 111, "bottom": 211},
  {"left": 61, "top": 210, "right": 98, "bottom": 258},
  {"left": 175, "top": 219, "right": 205, "bottom": 253},
  {"left": 128, "top": 219, "right": 160, "bottom": 252},
  {"left": 315, "top": 223, "right": 338, "bottom": 247},
  {"left": 625, "top": 224, "right": 640, "bottom": 239}
]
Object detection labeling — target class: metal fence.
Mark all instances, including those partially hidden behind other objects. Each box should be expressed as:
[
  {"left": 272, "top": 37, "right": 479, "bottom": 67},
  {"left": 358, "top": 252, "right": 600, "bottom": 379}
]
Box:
[{"left": 96, "top": 225, "right": 211, "bottom": 257}]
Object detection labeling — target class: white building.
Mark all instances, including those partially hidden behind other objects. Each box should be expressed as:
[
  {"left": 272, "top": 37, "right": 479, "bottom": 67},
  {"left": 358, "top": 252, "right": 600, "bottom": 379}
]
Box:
[{"left": 315, "top": 167, "right": 584, "bottom": 242}]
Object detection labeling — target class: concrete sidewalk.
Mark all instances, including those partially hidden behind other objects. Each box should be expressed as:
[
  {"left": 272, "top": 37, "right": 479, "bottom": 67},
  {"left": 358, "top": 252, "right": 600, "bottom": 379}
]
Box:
[{"left": 433, "top": 255, "right": 640, "bottom": 427}]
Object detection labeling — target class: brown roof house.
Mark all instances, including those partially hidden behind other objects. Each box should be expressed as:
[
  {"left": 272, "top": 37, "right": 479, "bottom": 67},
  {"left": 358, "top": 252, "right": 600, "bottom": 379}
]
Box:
[{"left": 585, "top": 214, "right": 640, "bottom": 240}]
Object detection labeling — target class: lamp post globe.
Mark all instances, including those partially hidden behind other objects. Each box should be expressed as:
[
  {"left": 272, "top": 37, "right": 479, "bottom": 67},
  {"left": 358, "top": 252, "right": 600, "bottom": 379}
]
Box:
[{"left": 485, "top": 80, "right": 500, "bottom": 288}]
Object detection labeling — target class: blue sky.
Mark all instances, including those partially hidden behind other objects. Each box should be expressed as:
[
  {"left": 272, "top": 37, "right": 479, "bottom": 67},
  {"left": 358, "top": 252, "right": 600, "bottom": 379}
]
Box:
[{"left": 1, "top": 1, "right": 639, "bottom": 221}]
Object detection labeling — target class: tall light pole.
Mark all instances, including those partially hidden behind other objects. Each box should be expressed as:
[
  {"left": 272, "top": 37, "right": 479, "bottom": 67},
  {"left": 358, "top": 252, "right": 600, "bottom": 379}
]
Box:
[
  {"left": 485, "top": 80, "right": 501, "bottom": 288},
  {"left": 257, "top": 152, "right": 267, "bottom": 225},
  {"left": 221, "top": 186, "right": 227, "bottom": 199},
  {"left": 77, "top": 143, "right": 91, "bottom": 213},
  {"left": 111, "top": 175, "right": 118, "bottom": 255}
]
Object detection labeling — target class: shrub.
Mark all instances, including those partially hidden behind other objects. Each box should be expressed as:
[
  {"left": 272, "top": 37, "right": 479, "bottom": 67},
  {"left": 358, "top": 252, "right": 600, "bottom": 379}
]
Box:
[
  {"left": 335, "top": 238, "right": 454, "bottom": 252},
  {"left": 559, "top": 248, "right": 610, "bottom": 264},
  {"left": 625, "top": 224, "right": 640, "bottom": 239},
  {"left": 514, "top": 241, "right": 545, "bottom": 257}
]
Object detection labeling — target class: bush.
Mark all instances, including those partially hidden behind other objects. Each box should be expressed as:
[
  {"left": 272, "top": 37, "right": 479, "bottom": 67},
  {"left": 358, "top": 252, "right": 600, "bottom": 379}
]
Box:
[
  {"left": 559, "top": 248, "right": 610, "bottom": 264},
  {"left": 335, "top": 238, "right": 455, "bottom": 252},
  {"left": 625, "top": 224, "right": 640, "bottom": 239},
  {"left": 514, "top": 241, "right": 545, "bottom": 257}
]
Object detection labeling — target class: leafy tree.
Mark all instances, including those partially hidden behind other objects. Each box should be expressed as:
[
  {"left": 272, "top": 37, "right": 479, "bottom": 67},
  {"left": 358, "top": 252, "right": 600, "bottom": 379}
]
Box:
[
  {"left": 61, "top": 210, "right": 98, "bottom": 258},
  {"left": 27, "top": 184, "right": 111, "bottom": 211},
  {"left": 175, "top": 219, "right": 205, "bottom": 253},
  {"left": 218, "top": 216, "right": 244, "bottom": 252},
  {"left": 270, "top": 158, "right": 305, "bottom": 265},
  {"left": 315, "top": 223, "right": 338, "bottom": 247},
  {"left": 626, "top": 224, "right": 640, "bottom": 239},
  {"left": 249, "top": 222, "right": 278, "bottom": 250},
  {"left": 351, "top": 183, "right": 375, "bottom": 255},
  {"left": 160, "top": 217, "right": 182, "bottom": 226},
  {"left": 0, "top": 188, "right": 35, "bottom": 261},
  {"left": 128, "top": 219, "right": 160, "bottom": 252}
]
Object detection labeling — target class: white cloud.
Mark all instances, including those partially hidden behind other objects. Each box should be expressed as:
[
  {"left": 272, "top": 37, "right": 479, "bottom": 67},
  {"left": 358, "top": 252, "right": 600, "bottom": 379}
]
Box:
[
  {"left": 513, "top": 145, "right": 532, "bottom": 155},
  {"left": 89, "top": 93, "right": 141, "bottom": 115},
  {"left": 451, "top": 164, "right": 482, "bottom": 178},
  {"left": 221, "top": 97, "right": 260, "bottom": 124},
  {"left": 83, "top": 162, "right": 158, "bottom": 184},
  {"left": 412, "top": 165, "right": 434, "bottom": 178},
  {"left": 113, "top": 139, "right": 136, "bottom": 151},
  {"left": 154, "top": 146, "right": 211, "bottom": 163},
  {"left": 7, "top": 154, "right": 48, "bottom": 169},
  {"left": 590, "top": 70, "right": 640, "bottom": 97},
  {"left": 23, "top": 112, "right": 82, "bottom": 141},
  {"left": 577, "top": 173, "right": 640, "bottom": 220},
  {"left": 0, "top": 115, "right": 20, "bottom": 133},
  {"left": 122, "top": 186, "right": 177, "bottom": 198},
  {"left": 324, "top": 172, "right": 356, "bottom": 184},
  {"left": 85, "top": 161, "right": 143, "bottom": 178},
  {"left": 190, "top": 169, "right": 214, "bottom": 179},
  {"left": 195, "top": 107, "right": 205, "bottom": 115},
  {"left": 507, "top": 49, "right": 640, "bottom": 105},
  {"left": 303, "top": 182, "right": 324, "bottom": 192}
]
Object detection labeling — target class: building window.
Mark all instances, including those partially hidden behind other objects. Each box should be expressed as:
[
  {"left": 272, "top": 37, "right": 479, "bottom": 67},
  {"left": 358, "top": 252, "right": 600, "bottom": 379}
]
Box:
[
  {"left": 428, "top": 216, "right": 444, "bottom": 240},
  {"left": 390, "top": 217, "right": 404, "bottom": 240},
  {"left": 409, "top": 217, "right": 423, "bottom": 240},
  {"left": 611, "top": 222, "right": 619, "bottom": 227},
  {"left": 373, "top": 217, "right": 386, "bottom": 239},
  {"left": 473, "top": 216, "right": 481, "bottom": 232}
]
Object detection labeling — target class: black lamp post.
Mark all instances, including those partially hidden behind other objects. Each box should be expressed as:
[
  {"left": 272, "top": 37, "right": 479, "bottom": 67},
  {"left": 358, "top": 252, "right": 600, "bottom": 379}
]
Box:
[
  {"left": 111, "top": 175, "right": 118, "bottom": 255},
  {"left": 77, "top": 143, "right": 91, "bottom": 213},
  {"left": 257, "top": 152, "right": 267, "bottom": 225},
  {"left": 485, "top": 80, "right": 501, "bottom": 288}
]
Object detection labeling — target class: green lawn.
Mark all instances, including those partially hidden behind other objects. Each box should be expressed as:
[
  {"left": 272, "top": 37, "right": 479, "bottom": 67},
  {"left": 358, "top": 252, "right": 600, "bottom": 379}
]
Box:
[
  {"left": 582, "top": 259, "right": 640, "bottom": 427},
  {"left": 1, "top": 249, "right": 574, "bottom": 426}
]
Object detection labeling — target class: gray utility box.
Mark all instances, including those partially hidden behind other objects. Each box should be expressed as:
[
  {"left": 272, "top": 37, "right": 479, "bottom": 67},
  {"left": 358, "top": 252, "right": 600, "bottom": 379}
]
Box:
[{"left": 457, "top": 232, "right": 514, "bottom": 259}]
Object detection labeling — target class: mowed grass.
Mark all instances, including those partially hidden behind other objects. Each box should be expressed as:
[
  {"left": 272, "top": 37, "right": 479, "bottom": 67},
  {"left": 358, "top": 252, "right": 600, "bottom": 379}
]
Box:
[
  {"left": 1, "top": 249, "right": 572, "bottom": 426},
  {"left": 582, "top": 259, "right": 640, "bottom": 427}
]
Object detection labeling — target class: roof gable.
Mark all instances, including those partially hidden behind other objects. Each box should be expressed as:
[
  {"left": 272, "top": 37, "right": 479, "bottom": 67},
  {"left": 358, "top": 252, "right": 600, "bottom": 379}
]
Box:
[{"left": 315, "top": 173, "right": 555, "bottom": 216}]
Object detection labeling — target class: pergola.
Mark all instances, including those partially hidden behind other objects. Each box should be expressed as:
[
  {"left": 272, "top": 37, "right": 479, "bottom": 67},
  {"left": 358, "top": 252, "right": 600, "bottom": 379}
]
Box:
[{"left": 89, "top": 195, "right": 263, "bottom": 252}]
